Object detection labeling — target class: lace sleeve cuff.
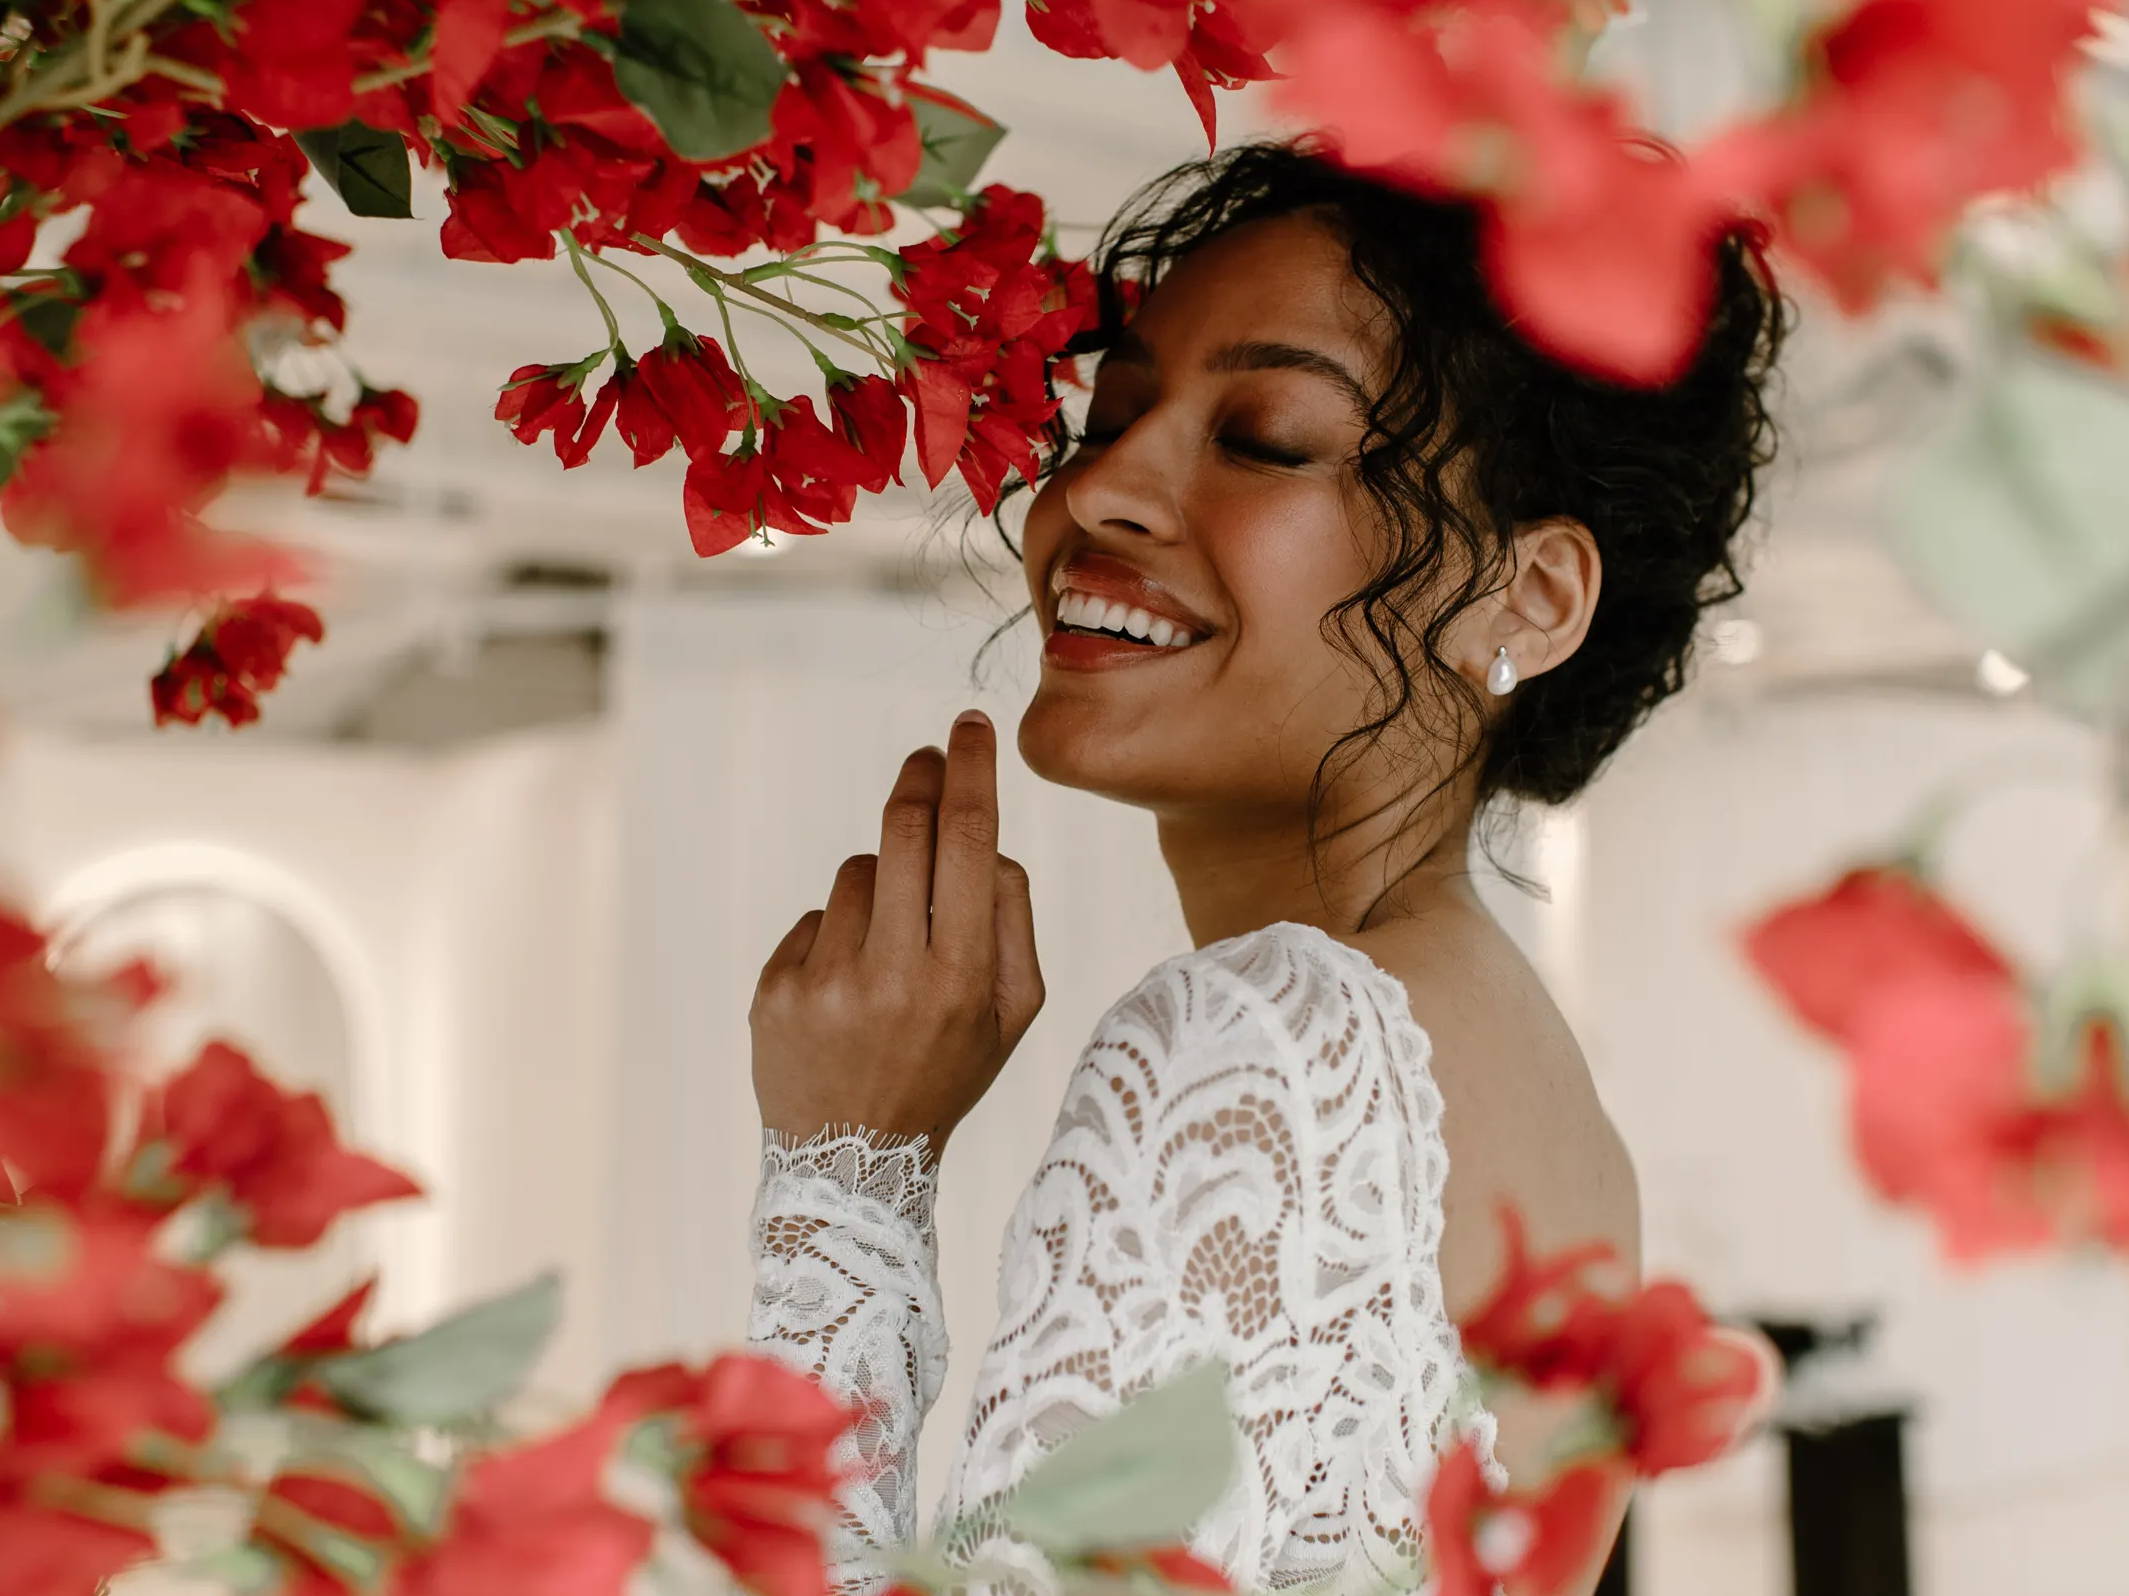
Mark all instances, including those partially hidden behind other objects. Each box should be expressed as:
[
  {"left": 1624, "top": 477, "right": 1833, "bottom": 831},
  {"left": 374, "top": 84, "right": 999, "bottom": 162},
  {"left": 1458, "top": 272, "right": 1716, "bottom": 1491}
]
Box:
[{"left": 746, "top": 1124, "right": 951, "bottom": 1593}]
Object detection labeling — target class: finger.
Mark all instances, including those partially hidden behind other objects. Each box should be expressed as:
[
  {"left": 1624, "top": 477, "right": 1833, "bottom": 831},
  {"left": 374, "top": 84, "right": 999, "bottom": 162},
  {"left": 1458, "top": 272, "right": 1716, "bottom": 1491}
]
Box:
[
  {"left": 814, "top": 854, "right": 877, "bottom": 962},
  {"left": 930, "top": 709, "right": 999, "bottom": 962},
  {"left": 870, "top": 746, "right": 946, "bottom": 958},
  {"left": 993, "top": 855, "right": 1043, "bottom": 1027},
  {"left": 764, "top": 908, "right": 824, "bottom": 975}
]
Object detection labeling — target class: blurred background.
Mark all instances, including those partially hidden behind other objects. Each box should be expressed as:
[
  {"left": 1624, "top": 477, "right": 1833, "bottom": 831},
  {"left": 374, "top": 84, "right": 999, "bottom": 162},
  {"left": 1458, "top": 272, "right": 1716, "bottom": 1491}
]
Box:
[{"left": 6, "top": 3, "right": 2129, "bottom": 1594}]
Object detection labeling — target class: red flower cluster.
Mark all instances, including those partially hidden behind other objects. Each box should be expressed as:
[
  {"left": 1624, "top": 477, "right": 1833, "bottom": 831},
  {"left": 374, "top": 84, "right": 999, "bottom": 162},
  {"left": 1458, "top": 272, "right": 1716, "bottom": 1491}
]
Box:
[
  {"left": 1271, "top": 0, "right": 2102, "bottom": 384},
  {"left": 1019, "top": 0, "right": 1285, "bottom": 148},
  {"left": 599, "top": 1353, "right": 865, "bottom": 1596},
  {"left": 891, "top": 184, "right": 1099, "bottom": 515},
  {"left": 0, "top": 99, "right": 403, "bottom": 605},
  {"left": 1423, "top": 1203, "right": 1773, "bottom": 1594},
  {"left": 152, "top": 592, "right": 327, "bottom": 729},
  {"left": 0, "top": 904, "right": 424, "bottom": 1595},
  {"left": 1743, "top": 863, "right": 2129, "bottom": 1261}
]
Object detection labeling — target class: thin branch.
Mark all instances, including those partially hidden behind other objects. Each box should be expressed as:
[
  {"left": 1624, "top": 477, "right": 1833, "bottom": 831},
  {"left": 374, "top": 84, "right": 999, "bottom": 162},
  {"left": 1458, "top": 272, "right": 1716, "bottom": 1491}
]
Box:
[
  {"left": 631, "top": 233, "right": 888, "bottom": 366},
  {"left": 562, "top": 231, "right": 625, "bottom": 353}
]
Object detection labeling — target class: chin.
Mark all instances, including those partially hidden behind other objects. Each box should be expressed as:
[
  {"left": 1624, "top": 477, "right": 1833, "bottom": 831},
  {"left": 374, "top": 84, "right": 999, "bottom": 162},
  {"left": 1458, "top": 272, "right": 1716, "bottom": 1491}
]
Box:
[{"left": 1015, "top": 692, "right": 1170, "bottom": 808}]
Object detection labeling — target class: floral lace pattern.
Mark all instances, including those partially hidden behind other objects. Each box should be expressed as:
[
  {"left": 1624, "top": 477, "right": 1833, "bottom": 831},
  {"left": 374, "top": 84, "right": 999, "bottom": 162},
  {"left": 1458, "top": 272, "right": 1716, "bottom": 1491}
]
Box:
[{"left": 746, "top": 922, "right": 1503, "bottom": 1596}]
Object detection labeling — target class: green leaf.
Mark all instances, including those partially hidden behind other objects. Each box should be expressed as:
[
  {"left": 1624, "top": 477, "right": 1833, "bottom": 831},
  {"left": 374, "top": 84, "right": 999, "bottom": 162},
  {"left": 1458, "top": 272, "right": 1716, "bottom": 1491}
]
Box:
[
  {"left": 612, "top": 0, "right": 784, "bottom": 163},
  {"left": 167, "top": 1544, "right": 284, "bottom": 1594},
  {"left": 313, "top": 1272, "right": 563, "bottom": 1426},
  {"left": 1889, "top": 347, "right": 2129, "bottom": 723},
  {"left": 896, "top": 85, "right": 1005, "bottom": 210},
  {"left": 283, "top": 1413, "right": 454, "bottom": 1537},
  {"left": 295, "top": 122, "right": 414, "bottom": 220},
  {"left": 214, "top": 1353, "right": 305, "bottom": 1414},
  {"left": 1002, "top": 1360, "right": 1239, "bottom": 1553},
  {"left": 9, "top": 293, "right": 80, "bottom": 359},
  {"left": 0, "top": 385, "right": 55, "bottom": 493}
]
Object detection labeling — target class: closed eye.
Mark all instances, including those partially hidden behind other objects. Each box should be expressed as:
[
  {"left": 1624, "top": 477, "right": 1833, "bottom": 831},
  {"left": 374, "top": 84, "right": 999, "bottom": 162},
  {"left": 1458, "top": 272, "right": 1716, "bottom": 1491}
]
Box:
[{"left": 1076, "top": 425, "right": 1309, "bottom": 469}]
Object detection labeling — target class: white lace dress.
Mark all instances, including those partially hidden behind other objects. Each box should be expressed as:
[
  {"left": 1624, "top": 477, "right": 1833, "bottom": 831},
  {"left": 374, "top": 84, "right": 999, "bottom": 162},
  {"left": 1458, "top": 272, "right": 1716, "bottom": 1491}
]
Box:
[{"left": 745, "top": 919, "right": 1505, "bottom": 1596}]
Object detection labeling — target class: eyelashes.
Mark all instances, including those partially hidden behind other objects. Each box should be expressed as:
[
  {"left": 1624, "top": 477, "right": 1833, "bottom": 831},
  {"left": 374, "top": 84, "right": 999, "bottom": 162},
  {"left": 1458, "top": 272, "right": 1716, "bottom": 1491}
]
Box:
[{"left": 1074, "top": 423, "right": 1310, "bottom": 469}]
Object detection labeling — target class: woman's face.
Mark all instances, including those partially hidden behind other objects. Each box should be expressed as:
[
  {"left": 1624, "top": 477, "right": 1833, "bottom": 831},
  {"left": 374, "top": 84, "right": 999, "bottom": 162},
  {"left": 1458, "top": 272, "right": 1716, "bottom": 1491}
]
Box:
[{"left": 1018, "top": 209, "right": 1440, "bottom": 820}]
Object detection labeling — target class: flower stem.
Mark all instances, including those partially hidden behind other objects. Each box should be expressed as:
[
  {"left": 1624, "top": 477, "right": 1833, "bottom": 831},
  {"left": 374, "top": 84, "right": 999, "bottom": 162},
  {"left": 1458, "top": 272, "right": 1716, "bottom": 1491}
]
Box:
[
  {"left": 580, "top": 245, "right": 679, "bottom": 327},
  {"left": 631, "top": 233, "right": 888, "bottom": 366},
  {"left": 562, "top": 232, "right": 626, "bottom": 356},
  {"left": 0, "top": 0, "right": 189, "bottom": 130}
]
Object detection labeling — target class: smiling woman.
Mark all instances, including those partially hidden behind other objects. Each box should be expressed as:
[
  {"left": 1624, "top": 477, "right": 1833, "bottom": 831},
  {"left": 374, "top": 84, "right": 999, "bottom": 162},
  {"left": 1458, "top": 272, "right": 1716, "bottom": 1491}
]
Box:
[{"left": 745, "top": 132, "right": 1790, "bottom": 1596}]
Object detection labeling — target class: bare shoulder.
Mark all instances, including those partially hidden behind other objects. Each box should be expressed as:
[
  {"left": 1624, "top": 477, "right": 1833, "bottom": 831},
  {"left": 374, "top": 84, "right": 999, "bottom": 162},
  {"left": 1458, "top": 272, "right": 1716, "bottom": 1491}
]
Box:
[{"left": 1346, "top": 911, "right": 1642, "bottom": 1315}]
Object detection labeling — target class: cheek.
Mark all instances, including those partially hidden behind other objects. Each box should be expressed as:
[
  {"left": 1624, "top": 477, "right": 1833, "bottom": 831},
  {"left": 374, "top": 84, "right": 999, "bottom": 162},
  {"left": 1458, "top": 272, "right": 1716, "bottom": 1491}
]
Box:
[{"left": 1218, "top": 491, "right": 1376, "bottom": 664}]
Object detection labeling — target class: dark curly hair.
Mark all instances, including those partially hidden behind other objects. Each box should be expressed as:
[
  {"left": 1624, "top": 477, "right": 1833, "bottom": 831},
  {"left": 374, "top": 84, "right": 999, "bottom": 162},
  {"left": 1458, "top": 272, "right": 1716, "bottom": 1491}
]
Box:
[{"left": 938, "top": 132, "right": 1791, "bottom": 910}]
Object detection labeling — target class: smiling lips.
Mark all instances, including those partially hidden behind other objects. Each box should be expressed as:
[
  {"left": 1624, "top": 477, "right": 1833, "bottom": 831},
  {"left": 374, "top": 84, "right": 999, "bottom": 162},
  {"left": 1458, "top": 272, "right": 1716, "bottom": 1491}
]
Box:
[{"left": 1046, "top": 551, "right": 1214, "bottom": 649}]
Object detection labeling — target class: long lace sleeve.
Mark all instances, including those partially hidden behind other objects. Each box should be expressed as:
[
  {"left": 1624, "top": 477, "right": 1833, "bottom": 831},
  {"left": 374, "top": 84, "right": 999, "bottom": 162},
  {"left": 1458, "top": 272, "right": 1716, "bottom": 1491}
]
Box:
[
  {"left": 931, "top": 923, "right": 1503, "bottom": 1596},
  {"left": 745, "top": 1123, "right": 950, "bottom": 1596}
]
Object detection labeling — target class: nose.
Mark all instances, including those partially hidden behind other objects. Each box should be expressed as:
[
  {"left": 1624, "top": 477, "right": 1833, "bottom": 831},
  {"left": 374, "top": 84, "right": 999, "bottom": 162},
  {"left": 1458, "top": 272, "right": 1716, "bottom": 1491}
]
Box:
[{"left": 1059, "top": 417, "right": 1185, "bottom": 547}]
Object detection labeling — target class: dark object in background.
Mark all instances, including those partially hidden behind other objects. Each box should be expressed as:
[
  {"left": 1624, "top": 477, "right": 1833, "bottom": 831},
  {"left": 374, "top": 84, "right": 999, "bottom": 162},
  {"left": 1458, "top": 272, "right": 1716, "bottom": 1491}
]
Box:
[
  {"left": 1595, "top": 1507, "right": 1630, "bottom": 1596},
  {"left": 1753, "top": 1313, "right": 1916, "bottom": 1596}
]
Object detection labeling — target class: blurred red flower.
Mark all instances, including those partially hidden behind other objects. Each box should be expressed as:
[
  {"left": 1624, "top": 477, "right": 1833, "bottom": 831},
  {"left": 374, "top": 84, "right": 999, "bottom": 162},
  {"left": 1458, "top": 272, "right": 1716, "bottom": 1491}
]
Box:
[
  {"left": 144, "top": 1039, "right": 420, "bottom": 1248},
  {"left": 152, "top": 593, "right": 326, "bottom": 730},
  {"left": 1460, "top": 1205, "right": 1772, "bottom": 1475},
  {"left": 395, "top": 1418, "right": 656, "bottom": 1596},
  {"left": 1424, "top": 1438, "right": 1625, "bottom": 1596},
  {"left": 597, "top": 1352, "right": 863, "bottom": 1596},
  {"left": 1740, "top": 864, "right": 2015, "bottom": 1046}
]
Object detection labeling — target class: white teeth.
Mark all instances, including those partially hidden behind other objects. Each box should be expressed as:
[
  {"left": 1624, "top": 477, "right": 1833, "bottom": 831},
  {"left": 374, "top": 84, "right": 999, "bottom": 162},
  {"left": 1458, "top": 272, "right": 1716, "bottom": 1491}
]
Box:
[{"left": 1055, "top": 586, "right": 1202, "bottom": 647}]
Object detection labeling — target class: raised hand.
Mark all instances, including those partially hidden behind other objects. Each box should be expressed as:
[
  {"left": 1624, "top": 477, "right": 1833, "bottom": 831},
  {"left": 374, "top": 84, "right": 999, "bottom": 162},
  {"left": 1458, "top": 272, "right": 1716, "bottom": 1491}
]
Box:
[{"left": 749, "top": 709, "right": 1045, "bottom": 1160}]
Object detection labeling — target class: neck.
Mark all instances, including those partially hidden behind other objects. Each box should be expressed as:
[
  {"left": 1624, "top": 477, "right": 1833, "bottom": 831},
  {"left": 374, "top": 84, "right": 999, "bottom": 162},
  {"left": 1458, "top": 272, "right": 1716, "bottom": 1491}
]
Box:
[{"left": 1155, "top": 780, "right": 1482, "bottom": 949}]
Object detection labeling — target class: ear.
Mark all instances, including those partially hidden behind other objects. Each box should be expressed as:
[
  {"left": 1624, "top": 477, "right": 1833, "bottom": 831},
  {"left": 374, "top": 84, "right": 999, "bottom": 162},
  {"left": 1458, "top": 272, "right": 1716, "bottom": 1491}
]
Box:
[{"left": 1495, "top": 517, "right": 1601, "bottom": 683}]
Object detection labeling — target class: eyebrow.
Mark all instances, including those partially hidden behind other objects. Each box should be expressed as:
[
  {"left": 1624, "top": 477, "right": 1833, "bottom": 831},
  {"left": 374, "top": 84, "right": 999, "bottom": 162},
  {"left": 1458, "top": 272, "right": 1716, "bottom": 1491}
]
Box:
[{"left": 1097, "top": 326, "right": 1375, "bottom": 419}]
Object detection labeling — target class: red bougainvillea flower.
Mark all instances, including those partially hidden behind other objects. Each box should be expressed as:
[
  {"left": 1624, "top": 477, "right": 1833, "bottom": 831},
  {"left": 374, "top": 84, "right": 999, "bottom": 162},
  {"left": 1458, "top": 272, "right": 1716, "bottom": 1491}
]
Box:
[
  {"left": 1271, "top": 0, "right": 1736, "bottom": 385},
  {"left": 0, "top": 1199, "right": 221, "bottom": 1524},
  {"left": 635, "top": 326, "right": 747, "bottom": 463},
  {"left": 596, "top": 1353, "right": 864, "bottom": 1596},
  {"left": 0, "top": 913, "right": 129, "bottom": 1200},
  {"left": 496, "top": 358, "right": 601, "bottom": 457},
  {"left": 891, "top": 184, "right": 1096, "bottom": 512},
  {"left": 1699, "top": 0, "right": 2101, "bottom": 313},
  {"left": 0, "top": 1501, "right": 158, "bottom": 1596},
  {"left": 2, "top": 270, "right": 304, "bottom": 608},
  {"left": 1739, "top": 863, "right": 2016, "bottom": 1046},
  {"left": 1026, "top": 0, "right": 1282, "bottom": 147},
  {"left": 257, "top": 385, "right": 420, "bottom": 495},
  {"left": 770, "top": 59, "right": 924, "bottom": 235},
  {"left": 143, "top": 1038, "right": 420, "bottom": 1247},
  {"left": 1460, "top": 1205, "right": 1773, "bottom": 1476},
  {"left": 393, "top": 1417, "right": 657, "bottom": 1596},
  {"left": 605, "top": 352, "right": 676, "bottom": 468},
  {"left": 1841, "top": 973, "right": 2129, "bottom": 1262},
  {"left": 256, "top": 1471, "right": 402, "bottom": 1596},
  {"left": 825, "top": 372, "right": 909, "bottom": 492},
  {"left": 1424, "top": 1439, "right": 1626, "bottom": 1596},
  {"left": 152, "top": 593, "right": 326, "bottom": 729},
  {"left": 209, "top": 0, "right": 365, "bottom": 130}
]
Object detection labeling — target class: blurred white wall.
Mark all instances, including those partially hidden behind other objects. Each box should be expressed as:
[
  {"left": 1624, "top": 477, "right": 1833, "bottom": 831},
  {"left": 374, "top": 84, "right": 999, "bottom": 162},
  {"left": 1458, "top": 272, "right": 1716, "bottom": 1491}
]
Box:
[
  {"left": 1579, "top": 687, "right": 2129, "bottom": 1596},
  {"left": 0, "top": 718, "right": 620, "bottom": 1401}
]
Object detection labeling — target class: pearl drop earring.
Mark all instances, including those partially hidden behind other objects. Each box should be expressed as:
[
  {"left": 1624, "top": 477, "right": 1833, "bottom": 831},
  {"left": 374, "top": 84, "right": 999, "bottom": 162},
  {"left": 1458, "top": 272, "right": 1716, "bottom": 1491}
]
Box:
[{"left": 1486, "top": 645, "right": 1518, "bottom": 697}]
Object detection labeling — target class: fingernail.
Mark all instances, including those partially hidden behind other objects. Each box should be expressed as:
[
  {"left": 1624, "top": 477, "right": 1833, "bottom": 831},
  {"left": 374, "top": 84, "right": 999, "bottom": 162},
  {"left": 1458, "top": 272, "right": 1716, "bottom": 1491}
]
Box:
[{"left": 955, "top": 708, "right": 990, "bottom": 730}]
